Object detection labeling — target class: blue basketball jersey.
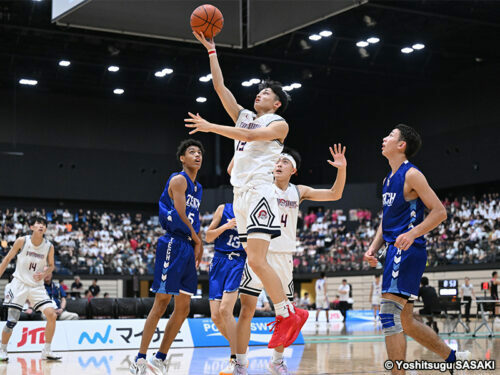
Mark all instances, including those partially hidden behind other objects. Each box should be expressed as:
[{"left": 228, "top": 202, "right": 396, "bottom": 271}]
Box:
[
  {"left": 214, "top": 203, "right": 244, "bottom": 252},
  {"left": 159, "top": 171, "right": 202, "bottom": 239},
  {"left": 382, "top": 160, "right": 425, "bottom": 247}
]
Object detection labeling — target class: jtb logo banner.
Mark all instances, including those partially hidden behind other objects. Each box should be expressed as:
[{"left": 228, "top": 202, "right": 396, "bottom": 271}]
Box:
[{"left": 188, "top": 317, "right": 304, "bottom": 347}]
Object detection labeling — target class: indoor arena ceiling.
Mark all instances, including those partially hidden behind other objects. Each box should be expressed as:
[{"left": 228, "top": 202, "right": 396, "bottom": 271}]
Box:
[{"left": 0, "top": 0, "right": 499, "bottom": 101}]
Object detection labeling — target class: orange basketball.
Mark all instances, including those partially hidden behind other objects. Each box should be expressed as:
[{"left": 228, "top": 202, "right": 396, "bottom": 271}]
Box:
[{"left": 190, "top": 4, "right": 224, "bottom": 39}]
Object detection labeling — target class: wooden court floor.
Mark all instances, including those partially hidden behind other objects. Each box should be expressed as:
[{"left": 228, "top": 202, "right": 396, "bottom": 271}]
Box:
[{"left": 1, "top": 320, "right": 498, "bottom": 375}]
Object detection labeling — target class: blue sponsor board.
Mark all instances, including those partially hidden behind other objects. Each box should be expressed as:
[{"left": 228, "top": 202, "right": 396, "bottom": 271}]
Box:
[
  {"left": 188, "top": 317, "right": 304, "bottom": 347},
  {"left": 346, "top": 310, "right": 375, "bottom": 322}
]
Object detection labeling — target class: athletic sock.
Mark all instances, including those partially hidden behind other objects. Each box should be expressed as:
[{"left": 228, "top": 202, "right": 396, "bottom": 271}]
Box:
[
  {"left": 272, "top": 350, "right": 284, "bottom": 364},
  {"left": 236, "top": 353, "right": 248, "bottom": 366},
  {"left": 274, "top": 300, "right": 290, "bottom": 318},
  {"left": 286, "top": 300, "right": 295, "bottom": 314},
  {"left": 136, "top": 352, "right": 147, "bottom": 362},
  {"left": 445, "top": 350, "right": 456, "bottom": 363},
  {"left": 43, "top": 343, "right": 51, "bottom": 352},
  {"left": 1, "top": 344, "right": 6, "bottom": 351},
  {"left": 155, "top": 351, "right": 167, "bottom": 361}
]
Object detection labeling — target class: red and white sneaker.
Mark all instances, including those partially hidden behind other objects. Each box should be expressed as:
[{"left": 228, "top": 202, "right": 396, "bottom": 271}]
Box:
[
  {"left": 267, "top": 313, "right": 297, "bottom": 349},
  {"left": 284, "top": 307, "right": 308, "bottom": 347}
]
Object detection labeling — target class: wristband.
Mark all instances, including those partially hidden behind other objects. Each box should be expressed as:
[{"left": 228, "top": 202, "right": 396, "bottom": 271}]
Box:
[{"left": 208, "top": 49, "right": 216, "bottom": 56}]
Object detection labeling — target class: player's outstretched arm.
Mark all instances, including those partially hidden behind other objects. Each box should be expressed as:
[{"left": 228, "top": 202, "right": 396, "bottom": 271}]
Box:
[
  {"left": 364, "top": 221, "right": 384, "bottom": 267},
  {"left": 298, "top": 144, "right": 347, "bottom": 202},
  {"left": 185, "top": 112, "right": 288, "bottom": 142},
  {"left": 205, "top": 204, "right": 237, "bottom": 242},
  {"left": 394, "top": 168, "right": 447, "bottom": 250},
  {"left": 0, "top": 237, "right": 24, "bottom": 278},
  {"left": 193, "top": 31, "right": 243, "bottom": 123},
  {"left": 169, "top": 175, "right": 202, "bottom": 245}
]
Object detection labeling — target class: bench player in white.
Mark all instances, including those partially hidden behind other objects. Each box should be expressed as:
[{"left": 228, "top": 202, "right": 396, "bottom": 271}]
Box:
[
  {"left": 236, "top": 145, "right": 347, "bottom": 374},
  {"left": 0, "top": 216, "right": 61, "bottom": 361},
  {"left": 369, "top": 274, "right": 382, "bottom": 321},
  {"left": 189, "top": 32, "right": 308, "bottom": 354}
]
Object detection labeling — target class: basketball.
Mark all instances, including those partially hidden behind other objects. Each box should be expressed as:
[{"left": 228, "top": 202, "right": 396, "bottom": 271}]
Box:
[{"left": 190, "top": 4, "right": 224, "bottom": 39}]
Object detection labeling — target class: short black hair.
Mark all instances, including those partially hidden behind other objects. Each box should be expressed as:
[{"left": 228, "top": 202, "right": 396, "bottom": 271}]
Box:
[
  {"left": 258, "top": 80, "right": 291, "bottom": 115},
  {"left": 342, "top": 279, "right": 347, "bottom": 282},
  {"left": 281, "top": 146, "right": 301, "bottom": 171},
  {"left": 320, "top": 272, "right": 325, "bottom": 278},
  {"left": 493, "top": 271, "right": 498, "bottom": 277},
  {"left": 176, "top": 139, "right": 204, "bottom": 163},
  {"left": 421, "top": 276, "right": 429, "bottom": 286},
  {"left": 29, "top": 215, "right": 47, "bottom": 226},
  {"left": 396, "top": 124, "right": 422, "bottom": 159},
  {"left": 375, "top": 274, "right": 381, "bottom": 278}
]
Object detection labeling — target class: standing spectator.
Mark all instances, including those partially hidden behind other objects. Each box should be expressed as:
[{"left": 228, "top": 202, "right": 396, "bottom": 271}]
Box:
[
  {"left": 460, "top": 277, "right": 475, "bottom": 322},
  {"left": 338, "top": 279, "right": 350, "bottom": 321},
  {"left": 71, "top": 276, "right": 84, "bottom": 298},
  {"left": 89, "top": 278, "right": 101, "bottom": 297},
  {"left": 43, "top": 274, "right": 78, "bottom": 320}
]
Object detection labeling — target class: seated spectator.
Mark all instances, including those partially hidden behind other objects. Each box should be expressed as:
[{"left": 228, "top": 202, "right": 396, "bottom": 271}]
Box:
[
  {"left": 71, "top": 276, "right": 83, "bottom": 298},
  {"left": 20, "top": 300, "right": 42, "bottom": 321},
  {"left": 299, "top": 292, "right": 312, "bottom": 310},
  {"left": 84, "top": 289, "right": 93, "bottom": 302},
  {"left": 43, "top": 274, "right": 78, "bottom": 320},
  {"left": 59, "top": 279, "right": 68, "bottom": 292},
  {"left": 256, "top": 290, "right": 272, "bottom": 312},
  {"left": 103, "top": 292, "right": 110, "bottom": 298},
  {"left": 417, "top": 276, "right": 441, "bottom": 333}
]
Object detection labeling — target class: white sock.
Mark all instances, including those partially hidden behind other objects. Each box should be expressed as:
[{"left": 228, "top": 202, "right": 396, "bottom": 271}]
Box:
[
  {"left": 272, "top": 350, "right": 284, "bottom": 364},
  {"left": 274, "top": 300, "right": 290, "bottom": 318},
  {"left": 1, "top": 344, "right": 6, "bottom": 351},
  {"left": 43, "top": 343, "right": 51, "bottom": 352},
  {"left": 286, "top": 300, "right": 295, "bottom": 314},
  {"left": 236, "top": 353, "right": 248, "bottom": 366}
]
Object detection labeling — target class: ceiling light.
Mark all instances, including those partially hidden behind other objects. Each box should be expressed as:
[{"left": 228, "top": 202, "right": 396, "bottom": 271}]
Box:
[
  {"left": 199, "top": 76, "right": 210, "bottom": 82},
  {"left": 309, "top": 34, "right": 322, "bottom": 41},
  {"left": 367, "top": 37, "right": 380, "bottom": 44},
  {"left": 356, "top": 41, "right": 369, "bottom": 47},
  {"left": 319, "top": 30, "right": 332, "bottom": 37},
  {"left": 196, "top": 97, "right": 207, "bottom": 103},
  {"left": 412, "top": 43, "right": 425, "bottom": 50},
  {"left": 113, "top": 88, "right": 124, "bottom": 95},
  {"left": 291, "top": 83, "right": 302, "bottom": 89},
  {"left": 19, "top": 79, "right": 38, "bottom": 86},
  {"left": 163, "top": 68, "right": 173, "bottom": 74},
  {"left": 283, "top": 86, "right": 293, "bottom": 91},
  {"left": 242, "top": 81, "right": 252, "bottom": 87},
  {"left": 401, "top": 47, "right": 414, "bottom": 54},
  {"left": 250, "top": 78, "right": 261, "bottom": 84},
  {"left": 155, "top": 71, "right": 166, "bottom": 78},
  {"left": 108, "top": 66, "right": 119, "bottom": 72},
  {"left": 59, "top": 60, "right": 71, "bottom": 67}
]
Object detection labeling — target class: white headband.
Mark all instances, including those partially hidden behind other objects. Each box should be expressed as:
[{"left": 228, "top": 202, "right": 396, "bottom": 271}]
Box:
[{"left": 279, "top": 153, "right": 297, "bottom": 169}]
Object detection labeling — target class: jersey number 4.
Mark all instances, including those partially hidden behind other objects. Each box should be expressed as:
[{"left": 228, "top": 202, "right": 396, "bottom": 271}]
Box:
[
  {"left": 281, "top": 214, "right": 288, "bottom": 227},
  {"left": 236, "top": 141, "right": 247, "bottom": 151}
]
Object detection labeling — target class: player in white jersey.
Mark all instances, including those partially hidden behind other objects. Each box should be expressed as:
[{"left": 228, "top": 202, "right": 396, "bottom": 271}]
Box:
[
  {"left": 189, "top": 31, "right": 306, "bottom": 356},
  {"left": 369, "top": 274, "right": 383, "bottom": 320},
  {"left": 0, "top": 216, "right": 61, "bottom": 361},
  {"left": 236, "top": 145, "right": 347, "bottom": 374},
  {"left": 315, "top": 272, "right": 329, "bottom": 323}
]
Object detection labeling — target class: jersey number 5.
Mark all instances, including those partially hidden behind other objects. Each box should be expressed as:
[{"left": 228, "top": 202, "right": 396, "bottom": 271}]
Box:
[{"left": 188, "top": 212, "right": 195, "bottom": 224}]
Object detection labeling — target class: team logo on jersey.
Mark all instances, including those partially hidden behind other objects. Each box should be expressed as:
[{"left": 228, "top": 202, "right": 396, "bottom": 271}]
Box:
[
  {"left": 248, "top": 198, "right": 279, "bottom": 231},
  {"left": 257, "top": 210, "right": 268, "bottom": 221},
  {"left": 277, "top": 198, "right": 298, "bottom": 208},
  {"left": 383, "top": 192, "right": 396, "bottom": 207}
]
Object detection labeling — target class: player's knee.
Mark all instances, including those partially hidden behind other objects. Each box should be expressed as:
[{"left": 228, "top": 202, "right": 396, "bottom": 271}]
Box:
[
  {"left": 44, "top": 309, "right": 57, "bottom": 321},
  {"left": 174, "top": 303, "right": 190, "bottom": 318},
  {"left": 239, "top": 303, "right": 255, "bottom": 321},
  {"left": 219, "top": 304, "right": 233, "bottom": 319},
  {"left": 211, "top": 310, "right": 221, "bottom": 323},
  {"left": 4, "top": 308, "right": 20, "bottom": 333},
  {"left": 247, "top": 258, "right": 265, "bottom": 274},
  {"left": 380, "top": 298, "right": 404, "bottom": 336}
]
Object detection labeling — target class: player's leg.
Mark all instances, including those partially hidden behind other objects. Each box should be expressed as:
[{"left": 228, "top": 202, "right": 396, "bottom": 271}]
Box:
[
  {"left": 158, "top": 292, "right": 191, "bottom": 353},
  {"left": 315, "top": 305, "right": 320, "bottom": 322},
  {"left": 139, "top": 293, "right": 172, "bottom": 354},
  {"left": 381, "top": 293, "right": 407, "bottom": 374},
  {"left": 209, "top": 255, "right": 228, "bottom": 338},
  {"left": 401, "top": 301, "right": 452, "bottom": 359},
  {"left": 0, "top": 308, "right": 20, "bottom": 361},
  {"left": 325, "top": 306, "right": 329, "bottom": 323},
  {"left": 235, "top": 292, "right": 258, "bottom": 370},
  {"left": 210, "top": 300, "right": 228, "bottom": 337},
  {"left": 218, "top": 291, "right": 239, "bottom": 374}
]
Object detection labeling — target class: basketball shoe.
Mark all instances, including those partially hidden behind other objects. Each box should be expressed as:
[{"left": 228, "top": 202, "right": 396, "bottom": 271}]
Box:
[
  {"left": 284, "top": 307, "right": 308, "bottom": 347},
  {"left": 267, "top": 312, "right": 296, "bottom": 349},
  {"left": 233, "top": 361, "right": 248, "bottom": 375},
  {"left": 268, "top": 360, "right": 289, "bottom": 375},
  {"left": 41, "top": 350, "right": 62, "bottom": 360},
  {"left": 149, "top": 355, "right": 168, "bottom": 374},
  {"left": 0, "top": 349, "right": 7, "bottom": 362},
  {"left": 130, "top": 358, "right": 148, "bottom": 375},
  {"left": 219, "top": 358, "right": 235, "bottom": 375}
]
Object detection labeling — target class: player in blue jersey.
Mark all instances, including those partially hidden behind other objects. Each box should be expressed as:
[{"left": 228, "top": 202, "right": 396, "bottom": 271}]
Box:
[
  {"left": 131, "top": 139, "right": 204, "bottom": 375},
  {"left": 205, "top": 203, "right": 245, "bottom": 375},
  {"left": 364, "top": 125, "right": 470, "bottom": 374}
]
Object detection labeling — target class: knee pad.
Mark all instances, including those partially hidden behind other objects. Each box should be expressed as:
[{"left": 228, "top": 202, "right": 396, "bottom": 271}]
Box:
[
  {"left": 380, "top": 298, "right": 404, "bottom": 336},
  {"left": 3, "top": 309, "right": 21, "bottom": 332}
]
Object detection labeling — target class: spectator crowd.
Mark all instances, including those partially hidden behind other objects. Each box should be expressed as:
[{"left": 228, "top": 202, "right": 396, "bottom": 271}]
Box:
[{"left": 0, "top": 193, "right": 498, "bottom": 276}]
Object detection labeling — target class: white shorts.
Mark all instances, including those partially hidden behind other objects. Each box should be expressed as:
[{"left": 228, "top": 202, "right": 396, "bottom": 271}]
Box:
[
  {"left": 372, "top": 296, "right": 381, "bottom": 306},
  {"left": 3, "top": 278, "right": 56, "bottom": 312},
  {"left": 316, "top": 296, "right": 329, "bottom": 310},
  {"left": 233, "top": 184, "right": 281, "bottom": 243},
  {"left": 239, "top": 252, "right": 293, "bottom": 301}
]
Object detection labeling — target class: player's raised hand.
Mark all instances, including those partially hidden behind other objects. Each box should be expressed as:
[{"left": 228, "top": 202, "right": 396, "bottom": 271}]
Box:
[
  {"left": 192, "top": 31, "right": 215, "bottom": 51},
  {"left": 185, "top": 112, "right": 213, "bottom": 134},
  {"left": 327, "top": 144, "right": 347, "bottom": 169}
]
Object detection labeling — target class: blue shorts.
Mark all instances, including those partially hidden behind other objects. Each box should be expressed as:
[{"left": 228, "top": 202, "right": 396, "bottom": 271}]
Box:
[
  {"left": 382, "top": 243, "right": 427, "bottom": 299},
  {"left": 150, "top": 234, "right": 197, "bottom": 296},
  {"left": 209, "top": 251, "right": 246, "bottom": 300}
]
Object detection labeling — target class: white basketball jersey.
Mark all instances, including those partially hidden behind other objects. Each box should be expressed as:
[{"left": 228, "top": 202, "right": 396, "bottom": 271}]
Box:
[
  {"left": 268, "top": 183, "right": 300, "bottom": 254},
  {"left": 13, "top": 236, "right": 51, "bottom": 286},
  {"left": 373, "top": 280, "right": 382, "bottom": 297},
  {"left": 316, "top": 279, "right": 326, "bottom": 294},
  {"left": 230, "top": 109, "right": 285, "bottom": 188}
]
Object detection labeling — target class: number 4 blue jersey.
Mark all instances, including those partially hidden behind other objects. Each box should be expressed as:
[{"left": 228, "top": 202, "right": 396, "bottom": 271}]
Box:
[
  {"left": 159, "top": 171, "right": 202, "bottom": 240},
  {"left": 214, "top": 203, "right": 244, "bottom": 252}
]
